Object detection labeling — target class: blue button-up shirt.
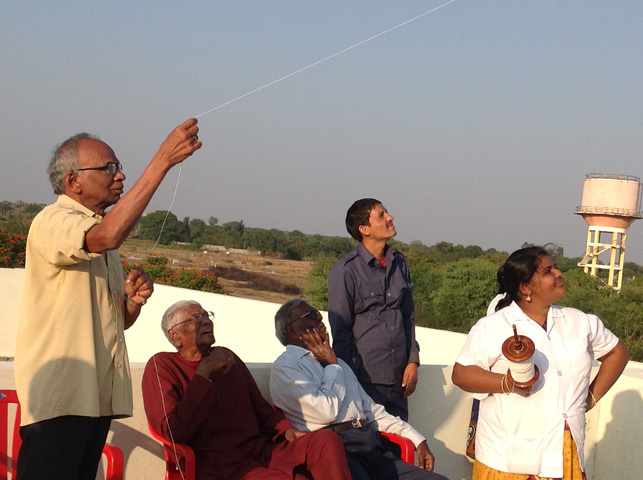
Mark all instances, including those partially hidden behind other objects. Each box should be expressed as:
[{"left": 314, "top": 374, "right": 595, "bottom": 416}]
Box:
[
  {"left": 328, "top": 243, "right": 419, "bottom": 385},
  {"left": 270, "top": 345, "right": 426, "bottom": 447}
]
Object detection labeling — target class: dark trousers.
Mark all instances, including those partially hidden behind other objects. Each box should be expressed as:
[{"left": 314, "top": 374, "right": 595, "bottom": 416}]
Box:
[
  {"left": 338, "top": 425, "right": 449, "bottom": 480},
  {"left": 361, "top": 382, "right": 409, "bottom": 421},
  {"left": 17, "top": 415, "right": 112, "bottom": 480}
]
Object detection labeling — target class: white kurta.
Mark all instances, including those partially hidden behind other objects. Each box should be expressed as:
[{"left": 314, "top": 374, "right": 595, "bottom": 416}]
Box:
[{"left": 456, "top": 302, "right": 618, "bottom": 477}]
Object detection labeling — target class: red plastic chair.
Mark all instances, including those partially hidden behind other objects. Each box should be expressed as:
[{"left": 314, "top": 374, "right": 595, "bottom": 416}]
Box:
[
  {"left": 147, "top": 422, "right": 196, "bottom": 480},
  {"left": 0, "top": 389, "right": 124, "bottom": 480},
  {"left": 379, "top": 431, "right": 415, "bottom": 465}
]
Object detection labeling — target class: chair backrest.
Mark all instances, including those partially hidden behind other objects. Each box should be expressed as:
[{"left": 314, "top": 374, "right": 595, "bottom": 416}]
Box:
[
  {"left": 147, "top": 423, "right": 196, "bottom": 480},
  {"left": 0, "top": 389, "right": 123, "bottom": 480},
  {"left": 0, "top": 390, "right": 21, "bottom": 480}
]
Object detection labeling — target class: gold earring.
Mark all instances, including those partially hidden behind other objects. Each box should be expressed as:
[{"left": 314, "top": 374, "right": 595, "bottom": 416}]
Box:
[{"left": 526, "top": 295, "right": 532, "bottom": 302}]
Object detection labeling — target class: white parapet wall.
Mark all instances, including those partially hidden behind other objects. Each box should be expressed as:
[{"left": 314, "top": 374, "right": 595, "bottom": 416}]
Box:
[
  {"left": 1, "top": 267, "right": 643, "bottom": 479},
  {"left": 0, "top": 268, "right": 24, "bottom": 359},
  {"left": 0, "top": 267, "right": 467, "bottom": 365}
]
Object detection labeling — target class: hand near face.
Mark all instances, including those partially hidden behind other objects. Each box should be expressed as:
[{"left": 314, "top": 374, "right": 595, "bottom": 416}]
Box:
[
  {"left": 300, "top": 327, "right": 337, "bottom": 367},
  {"left": 196, "top": 347, "right": 235, "bottom": 379},
  {"left": 416, "top": 440, "right": 435, "bottom": 470},
  {"left": 125, "top": 268, "right": 153, "bottom": 305}
]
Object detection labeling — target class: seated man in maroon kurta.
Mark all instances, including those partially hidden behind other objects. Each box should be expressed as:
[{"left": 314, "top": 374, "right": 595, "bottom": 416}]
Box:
[{"left": 142, "top": 300, "right": 352, "bottom": 480}]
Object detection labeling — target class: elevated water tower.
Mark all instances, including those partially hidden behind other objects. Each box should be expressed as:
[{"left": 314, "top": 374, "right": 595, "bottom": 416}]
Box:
[{"left": 575, "top": 173, "right": 643, "bottom": 290}]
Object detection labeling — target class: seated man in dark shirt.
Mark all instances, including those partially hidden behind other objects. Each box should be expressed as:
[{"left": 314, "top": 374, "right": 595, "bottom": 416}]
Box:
[{"left": 142, "top": 300, "right": 352, "bottom": 480}]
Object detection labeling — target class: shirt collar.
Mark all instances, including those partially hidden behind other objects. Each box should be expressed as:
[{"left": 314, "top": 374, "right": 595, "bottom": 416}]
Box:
[
  {"left": 356, "top": 242, "right": 393, "bottom": 266},
  {"left": 285, "top": 344, "right": 315, "bottom": 359},
  {"left": 56, "top": 194, "right": 103, "bottom": 220},
  {"left": 505, "top": 301, "right": 530, "bottom": 322},
  {"left": 505, "top": 301, "right": 561, "bottom": 331}
]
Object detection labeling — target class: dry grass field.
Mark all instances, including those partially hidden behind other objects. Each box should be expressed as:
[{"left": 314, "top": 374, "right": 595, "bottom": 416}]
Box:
[{"left": 119, "top": 239, "right": 312, "bottom": 304}]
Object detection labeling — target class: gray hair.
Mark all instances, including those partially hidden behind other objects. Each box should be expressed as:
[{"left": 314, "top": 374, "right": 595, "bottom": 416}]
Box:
[
  {"left": 274, "top": 298, "right": 308, "bottom": 346},
  {"left": 161, "top": 300, "right": 202, "bottom": 344},
  {"left": 48, "top": 133, "right": 99, "bottom": 194}
]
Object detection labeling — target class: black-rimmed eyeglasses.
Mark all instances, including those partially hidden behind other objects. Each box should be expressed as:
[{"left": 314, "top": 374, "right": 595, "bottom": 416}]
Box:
[
  {"left": 288, "top": 309, "right": 322, "bottom": 325},
  {"left": 77, "top": 162, "right": 123, "bottom": 175},
  {"left": 170, "top": 311, "right": 215, "bottom": 330}
]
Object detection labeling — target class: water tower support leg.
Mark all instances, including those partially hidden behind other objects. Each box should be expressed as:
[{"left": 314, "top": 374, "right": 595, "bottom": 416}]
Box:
[
  {"left": 608, "top": 231, "right": 618, "bottom": 287},
  {"left": 590, "top": 229, "right": 599, "bottom": 276},
  {"left": 617, "top": 231, "right": 627, "bottom": 290}
]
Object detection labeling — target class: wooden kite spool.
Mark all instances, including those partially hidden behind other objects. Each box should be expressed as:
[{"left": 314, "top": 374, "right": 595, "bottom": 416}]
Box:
[{"left": 501, "top": 325, "right": 539, "bottom": 388}]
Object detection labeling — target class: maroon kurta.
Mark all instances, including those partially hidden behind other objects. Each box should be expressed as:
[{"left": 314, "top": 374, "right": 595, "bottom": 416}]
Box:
[{"left": 142, "top": 350, "right": 350, "bottom": 480}]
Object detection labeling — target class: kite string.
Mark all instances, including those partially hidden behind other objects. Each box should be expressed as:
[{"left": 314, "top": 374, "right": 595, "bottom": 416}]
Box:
[
  {"left": 149, "top": 165, "right": 182, "bottom": 253},
  {"left": 194, "top": 0, "right": 455, "bottom": 118},
  {"left": 152, "top": 355, "right": 187, "bottom": 480},
  {"left": 154, "top": 0, "right": 455, "bottom": 245},
  {"left": 149, "top": 0, "right": 456, "bottom": 459}
]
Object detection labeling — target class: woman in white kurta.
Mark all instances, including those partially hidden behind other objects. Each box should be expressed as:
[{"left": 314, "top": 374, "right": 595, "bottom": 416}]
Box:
[{"left": 452, "top": 246, "right": 629, "bottom": 480}]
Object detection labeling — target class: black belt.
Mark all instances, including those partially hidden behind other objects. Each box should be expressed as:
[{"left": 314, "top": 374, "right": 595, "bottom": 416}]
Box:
[{"left": 325, "top": 418, "right": 369, "bottom": 433}]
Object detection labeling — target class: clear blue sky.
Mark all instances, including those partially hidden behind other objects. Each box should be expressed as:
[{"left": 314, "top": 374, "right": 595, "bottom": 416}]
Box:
[{"left": 2, "top": 1, "right": 642, "bottom": 261}]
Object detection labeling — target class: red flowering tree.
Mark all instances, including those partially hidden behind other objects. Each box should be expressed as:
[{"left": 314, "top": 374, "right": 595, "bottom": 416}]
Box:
[{"left": 0, "top": 229, "right": 26, "bottom": 268}]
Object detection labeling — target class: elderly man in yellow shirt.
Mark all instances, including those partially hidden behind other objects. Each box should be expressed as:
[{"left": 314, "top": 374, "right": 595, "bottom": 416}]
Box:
[{"left": 14, "top": 118, "right": 202, "bottom": 480}]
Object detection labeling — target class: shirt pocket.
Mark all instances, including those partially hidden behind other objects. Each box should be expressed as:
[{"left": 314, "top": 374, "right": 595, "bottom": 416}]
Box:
[
  {"left": 561, "top": 338, "right": 591, "bottom": 374},
  {"left": 355, "top": 283, "right": 384, "bottom": 313}
]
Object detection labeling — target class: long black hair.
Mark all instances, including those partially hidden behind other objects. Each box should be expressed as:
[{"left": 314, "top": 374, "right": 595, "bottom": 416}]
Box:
[{"left": 495, "top": 246, "right": 549, "bottom": 311}]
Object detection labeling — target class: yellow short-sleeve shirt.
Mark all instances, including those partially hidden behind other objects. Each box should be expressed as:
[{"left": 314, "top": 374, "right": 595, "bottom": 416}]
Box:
[{"left": 15, "top": 195, "right": 133, "bottom": 425}]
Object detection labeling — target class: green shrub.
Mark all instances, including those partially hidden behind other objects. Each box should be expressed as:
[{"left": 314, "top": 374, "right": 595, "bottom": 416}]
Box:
[{"left": 123, "top": 256, "right": 223, "bottom": 294}]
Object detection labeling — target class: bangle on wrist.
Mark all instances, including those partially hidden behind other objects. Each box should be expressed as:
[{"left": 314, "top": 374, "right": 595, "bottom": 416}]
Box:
[{"left": 589, "top": 390, "right": 598, "bottom": 406}]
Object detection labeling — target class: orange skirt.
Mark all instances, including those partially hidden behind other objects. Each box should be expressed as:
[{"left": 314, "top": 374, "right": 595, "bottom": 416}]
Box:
[{"left": 472, "top": 428, "right": 586, "bottom": 480}]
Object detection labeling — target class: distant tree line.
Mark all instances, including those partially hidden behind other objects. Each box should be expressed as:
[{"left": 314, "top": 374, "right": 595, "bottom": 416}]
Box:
[
  {"left": 305, "top": 242, "right": 643, "bottom": 362},
  {"left": 137, "top": 210, "right": 355, "bottom": 260},
  {"left": 0, "top": 201, "right": 45, "bottom": 235},
  {"left": 2, "top": 202, "right": 642, "bottom": 361}
]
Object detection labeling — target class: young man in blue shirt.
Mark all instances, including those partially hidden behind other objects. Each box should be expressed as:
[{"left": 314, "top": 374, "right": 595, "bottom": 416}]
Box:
[{"left": 328, "top": 198, "right": 419, "bottom": 421}]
